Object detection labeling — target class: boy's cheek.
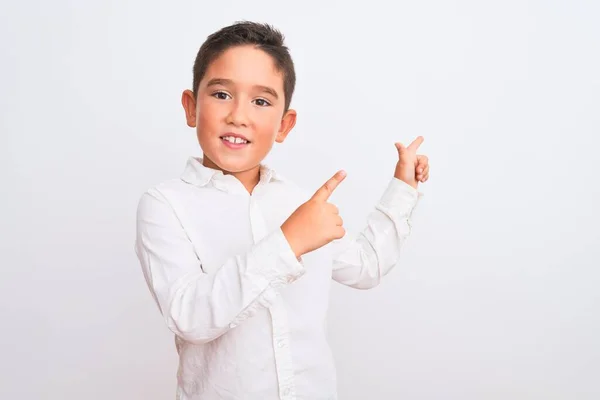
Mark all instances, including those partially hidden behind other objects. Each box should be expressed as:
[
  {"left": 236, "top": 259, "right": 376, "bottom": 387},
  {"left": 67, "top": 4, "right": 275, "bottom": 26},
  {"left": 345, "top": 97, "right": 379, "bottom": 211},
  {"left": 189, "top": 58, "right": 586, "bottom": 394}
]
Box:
[{"left": 197, "top": 108, "right": 223, "bottom": 131}]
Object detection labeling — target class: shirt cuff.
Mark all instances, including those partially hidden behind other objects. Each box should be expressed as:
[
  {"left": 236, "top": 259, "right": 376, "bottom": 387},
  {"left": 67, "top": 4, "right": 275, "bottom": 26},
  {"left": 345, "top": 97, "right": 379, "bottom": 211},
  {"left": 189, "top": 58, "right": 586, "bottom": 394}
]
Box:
[
  {"left": 377, "top": 177, "right": 423, "bottom": 217},
  {"left": 251, "top": 228, "right": 306, "bottom": 288}
]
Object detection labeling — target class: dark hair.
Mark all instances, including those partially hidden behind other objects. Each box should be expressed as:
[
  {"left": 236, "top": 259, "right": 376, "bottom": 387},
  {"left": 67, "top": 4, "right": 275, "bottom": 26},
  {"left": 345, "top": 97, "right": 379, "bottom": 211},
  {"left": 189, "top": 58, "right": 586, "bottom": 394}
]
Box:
[{"left": 192, "top": 21, "right": 296, "bottom": 111}]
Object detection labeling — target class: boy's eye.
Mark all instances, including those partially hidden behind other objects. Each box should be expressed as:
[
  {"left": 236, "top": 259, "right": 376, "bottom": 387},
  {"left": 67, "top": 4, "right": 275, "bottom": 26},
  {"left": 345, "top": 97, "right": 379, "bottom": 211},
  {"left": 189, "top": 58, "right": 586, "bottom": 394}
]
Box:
[
  {"left": 212, "top": 91, "right": 231, "bottom": 100},
  {"left": 253, "top": 98, "right": 271, "bottom": 107}
]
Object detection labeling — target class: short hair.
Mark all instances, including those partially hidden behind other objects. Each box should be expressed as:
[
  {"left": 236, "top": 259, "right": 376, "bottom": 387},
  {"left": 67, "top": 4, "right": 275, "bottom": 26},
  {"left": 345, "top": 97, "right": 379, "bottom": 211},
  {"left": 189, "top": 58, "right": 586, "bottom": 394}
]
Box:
[{"left": 192, "top": 21, "right": 296, "bottom": 111}]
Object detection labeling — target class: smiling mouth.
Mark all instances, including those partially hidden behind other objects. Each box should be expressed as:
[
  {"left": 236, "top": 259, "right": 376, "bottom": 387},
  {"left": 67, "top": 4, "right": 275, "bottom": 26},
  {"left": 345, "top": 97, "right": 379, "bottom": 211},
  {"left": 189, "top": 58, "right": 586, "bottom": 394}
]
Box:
[{"left": 220, "top": 135, "right": 250, "bottom": 145}]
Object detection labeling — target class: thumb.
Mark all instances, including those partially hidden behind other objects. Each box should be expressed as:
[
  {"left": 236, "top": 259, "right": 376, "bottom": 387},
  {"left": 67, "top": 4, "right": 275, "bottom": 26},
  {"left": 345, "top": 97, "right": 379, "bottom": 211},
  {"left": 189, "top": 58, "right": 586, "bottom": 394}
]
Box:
[
  {"left": 395, "top": 142, "right": 407, "bottom": 156},
  {"left": 311, "top": 170, "right": 347, "bottom": 202}
]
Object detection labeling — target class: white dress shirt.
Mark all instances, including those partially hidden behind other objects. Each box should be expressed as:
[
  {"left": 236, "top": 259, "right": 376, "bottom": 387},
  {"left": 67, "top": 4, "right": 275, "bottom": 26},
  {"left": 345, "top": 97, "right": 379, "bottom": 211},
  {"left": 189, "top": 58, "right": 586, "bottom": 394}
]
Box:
[{"left": 135, "top": 156, "right": 422, "bottom": 400}]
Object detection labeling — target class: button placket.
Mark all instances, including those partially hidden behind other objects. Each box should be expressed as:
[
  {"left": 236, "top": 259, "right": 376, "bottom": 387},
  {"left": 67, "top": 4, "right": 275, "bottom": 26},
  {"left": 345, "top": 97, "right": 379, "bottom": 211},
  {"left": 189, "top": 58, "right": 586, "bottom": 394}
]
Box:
[
  {"left": 249, "top": 191, "right": 297, "bottom": 399},
  {"left": 270, "top": 300, "right": 297, "bottom": 400}
]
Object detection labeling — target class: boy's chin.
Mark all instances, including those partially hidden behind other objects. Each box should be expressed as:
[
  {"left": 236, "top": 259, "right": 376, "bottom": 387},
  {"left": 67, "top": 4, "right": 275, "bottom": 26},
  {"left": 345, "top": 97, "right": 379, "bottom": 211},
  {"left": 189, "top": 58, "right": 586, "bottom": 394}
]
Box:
[{"left": 205, "top": 153, "right": 263, "bottom": 174}]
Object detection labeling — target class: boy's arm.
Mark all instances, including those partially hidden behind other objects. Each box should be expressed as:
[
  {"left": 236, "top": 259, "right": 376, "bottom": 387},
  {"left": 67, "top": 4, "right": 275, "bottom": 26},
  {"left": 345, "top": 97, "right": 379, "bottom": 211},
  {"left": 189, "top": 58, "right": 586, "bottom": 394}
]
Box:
[
  {"left": 135, "top": 188, "right": 304, "bottom": 345},
  {"left": 331, "top": 177, "right": 422, "bottom": 289}
]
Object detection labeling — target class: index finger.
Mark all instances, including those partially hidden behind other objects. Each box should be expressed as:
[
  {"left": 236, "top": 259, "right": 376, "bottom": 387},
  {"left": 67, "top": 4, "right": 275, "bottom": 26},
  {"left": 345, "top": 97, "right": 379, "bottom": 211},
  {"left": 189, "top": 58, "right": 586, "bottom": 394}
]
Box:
[
  {"left": 311, "top": 170, "right": 347, "bottom": 202},
  {"left": 407, "top": 136, "right": 424, "bottom": 152}
]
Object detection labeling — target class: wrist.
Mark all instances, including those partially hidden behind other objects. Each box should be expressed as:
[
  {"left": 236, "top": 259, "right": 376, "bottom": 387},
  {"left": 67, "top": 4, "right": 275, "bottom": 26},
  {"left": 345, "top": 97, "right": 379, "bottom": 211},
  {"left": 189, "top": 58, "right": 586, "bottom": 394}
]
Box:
[
  {"left": 394, "top": 175, "right": 418, "bottom": 190},
  {"left": 280, "top": 224, "right": 304, "bottom": 258}
]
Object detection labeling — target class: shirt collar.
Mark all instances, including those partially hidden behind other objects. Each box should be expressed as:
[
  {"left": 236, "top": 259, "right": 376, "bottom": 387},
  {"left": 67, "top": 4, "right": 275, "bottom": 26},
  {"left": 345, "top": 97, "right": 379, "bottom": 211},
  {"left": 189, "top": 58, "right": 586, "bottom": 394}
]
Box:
[{"left": 180, "top": 156, "right": 285, "bottom": 188}]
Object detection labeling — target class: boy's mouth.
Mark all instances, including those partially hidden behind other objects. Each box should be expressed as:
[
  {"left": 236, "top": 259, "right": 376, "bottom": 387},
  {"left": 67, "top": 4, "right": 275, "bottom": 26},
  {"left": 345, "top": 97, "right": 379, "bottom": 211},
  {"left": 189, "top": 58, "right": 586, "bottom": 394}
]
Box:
[
  {"left": 220, "top": 134, "right": 251, "bottom": 149},
  {"left": 221, "top": 135, "right": 249, "bottom": 144}
]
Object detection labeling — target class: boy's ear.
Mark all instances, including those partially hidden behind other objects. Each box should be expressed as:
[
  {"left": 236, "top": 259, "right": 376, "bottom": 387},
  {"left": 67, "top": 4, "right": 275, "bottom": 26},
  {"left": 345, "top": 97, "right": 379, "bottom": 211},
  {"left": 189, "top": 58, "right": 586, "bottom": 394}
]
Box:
[
  {"left": 275, "top": 109, "right": 297, "bottom": 143},
  {"left": 181, "top": 90, "right": 197, "bottom": 128}
]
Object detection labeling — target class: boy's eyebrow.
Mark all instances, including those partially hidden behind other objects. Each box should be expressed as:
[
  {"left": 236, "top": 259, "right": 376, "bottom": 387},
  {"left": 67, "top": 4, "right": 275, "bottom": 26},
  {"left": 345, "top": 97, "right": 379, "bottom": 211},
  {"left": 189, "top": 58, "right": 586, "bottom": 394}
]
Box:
[
  {"left": 256, "top": 85, "right": 279, "bottom": 99},
  {"left": 206, "top": 78, "right": 233, "bottom": 88},
  {"left": 206, "top": 78, "right": 279, "bottom": 99}
]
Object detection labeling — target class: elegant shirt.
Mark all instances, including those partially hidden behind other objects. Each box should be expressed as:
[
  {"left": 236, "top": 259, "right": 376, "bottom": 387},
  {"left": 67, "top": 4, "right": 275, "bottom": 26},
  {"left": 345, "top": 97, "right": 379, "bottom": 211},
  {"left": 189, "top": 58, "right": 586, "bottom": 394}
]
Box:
[{"left": 135, "top": 156, "right": 422, "bottom": 400}]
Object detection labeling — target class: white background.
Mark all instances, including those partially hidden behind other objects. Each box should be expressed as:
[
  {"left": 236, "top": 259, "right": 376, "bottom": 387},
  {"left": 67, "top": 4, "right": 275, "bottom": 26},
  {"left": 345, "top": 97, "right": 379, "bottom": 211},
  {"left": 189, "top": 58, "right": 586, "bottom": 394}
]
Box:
[{"left": 2, "top": 0, "right": 599, "bottom": 399}]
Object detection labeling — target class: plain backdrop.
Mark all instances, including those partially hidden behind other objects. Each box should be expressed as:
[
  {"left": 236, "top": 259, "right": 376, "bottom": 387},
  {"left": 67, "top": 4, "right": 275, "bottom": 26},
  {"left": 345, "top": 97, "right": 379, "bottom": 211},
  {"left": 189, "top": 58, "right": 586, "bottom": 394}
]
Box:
[{"left": 2, "top": 0, "right": 599, "bottom": 399}]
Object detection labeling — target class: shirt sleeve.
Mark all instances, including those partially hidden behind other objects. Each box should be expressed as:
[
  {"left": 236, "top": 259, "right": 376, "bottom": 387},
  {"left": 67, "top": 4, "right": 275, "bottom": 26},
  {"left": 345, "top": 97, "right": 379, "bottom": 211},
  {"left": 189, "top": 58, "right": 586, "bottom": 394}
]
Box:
[
  {"left": 330, "top": 177, "right": 422, "bottom": 289},
  {"left": 134, "top": 188, "right": 305, "bottom": 345}
]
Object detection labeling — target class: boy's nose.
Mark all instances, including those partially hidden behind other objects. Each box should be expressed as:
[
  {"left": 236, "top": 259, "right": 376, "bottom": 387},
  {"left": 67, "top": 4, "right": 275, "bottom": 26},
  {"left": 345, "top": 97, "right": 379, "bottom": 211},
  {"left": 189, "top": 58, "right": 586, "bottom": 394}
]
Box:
[{"left": 226, "top": 101, "right": 250, "bottom": 127}]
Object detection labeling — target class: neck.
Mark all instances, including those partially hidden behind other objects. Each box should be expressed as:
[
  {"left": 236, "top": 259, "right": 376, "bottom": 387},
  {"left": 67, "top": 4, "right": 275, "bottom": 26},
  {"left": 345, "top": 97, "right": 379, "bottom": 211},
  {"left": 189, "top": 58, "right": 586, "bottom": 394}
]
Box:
[{"left": 202, "top": 156, "right": 261, "bottom": 194}]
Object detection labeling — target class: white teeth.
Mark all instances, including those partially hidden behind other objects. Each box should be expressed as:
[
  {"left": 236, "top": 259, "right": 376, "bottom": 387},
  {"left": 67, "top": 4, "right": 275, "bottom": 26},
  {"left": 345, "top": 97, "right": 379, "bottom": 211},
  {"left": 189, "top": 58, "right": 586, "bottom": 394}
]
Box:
[{"left": 222, "top": 136, "right": 248, "bottom": 144}]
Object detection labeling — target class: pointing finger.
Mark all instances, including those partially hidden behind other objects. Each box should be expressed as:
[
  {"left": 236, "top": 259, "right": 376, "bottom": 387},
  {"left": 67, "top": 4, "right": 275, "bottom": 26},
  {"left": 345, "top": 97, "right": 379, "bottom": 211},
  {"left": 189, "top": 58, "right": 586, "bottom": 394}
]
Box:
[
  {"left": 312, "top": 170, "right": 347, "bottom": 202},
  {"left": 407, "top": 136, "right": 424, "bottom": 152}
]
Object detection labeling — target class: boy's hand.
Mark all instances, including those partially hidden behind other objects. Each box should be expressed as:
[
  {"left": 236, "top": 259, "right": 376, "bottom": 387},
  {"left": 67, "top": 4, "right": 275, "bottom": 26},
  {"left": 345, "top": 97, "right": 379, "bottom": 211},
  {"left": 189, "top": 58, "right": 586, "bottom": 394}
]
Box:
[
  {"left": 394, "top": 136, "right": 429, "bottom": 189},
  {"left": 281, "top": 171, "right": 347, "bottom": 258}
]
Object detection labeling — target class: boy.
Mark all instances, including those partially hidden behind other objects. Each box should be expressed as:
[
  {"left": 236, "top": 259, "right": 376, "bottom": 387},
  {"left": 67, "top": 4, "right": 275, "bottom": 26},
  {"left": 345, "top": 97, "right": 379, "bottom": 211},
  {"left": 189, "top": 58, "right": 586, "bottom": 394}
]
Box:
[{"left": 135, "top": 21, "right": 429, "bottom": 400}]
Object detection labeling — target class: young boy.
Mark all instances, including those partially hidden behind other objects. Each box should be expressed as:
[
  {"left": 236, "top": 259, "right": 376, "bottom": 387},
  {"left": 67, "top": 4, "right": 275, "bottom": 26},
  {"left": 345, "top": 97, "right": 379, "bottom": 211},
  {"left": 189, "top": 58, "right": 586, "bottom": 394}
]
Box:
[{"left": 135, "top": 21, "right": 429, "bottom": 400}]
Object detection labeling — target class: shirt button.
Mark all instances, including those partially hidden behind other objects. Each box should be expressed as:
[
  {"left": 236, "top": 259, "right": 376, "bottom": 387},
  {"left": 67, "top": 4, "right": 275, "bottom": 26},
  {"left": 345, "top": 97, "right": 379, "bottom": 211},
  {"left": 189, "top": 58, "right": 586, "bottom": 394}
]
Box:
[{"left": 277, "top": 340, "right": 285, "bottom": 348}]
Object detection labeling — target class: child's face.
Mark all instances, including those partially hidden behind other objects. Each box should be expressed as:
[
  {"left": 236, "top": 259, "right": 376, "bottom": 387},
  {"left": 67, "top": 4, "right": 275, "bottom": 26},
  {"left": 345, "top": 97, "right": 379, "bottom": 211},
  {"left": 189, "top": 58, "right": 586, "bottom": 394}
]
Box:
[{"left": 182, "top": 45, "right": 296, "bottom": 174}]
